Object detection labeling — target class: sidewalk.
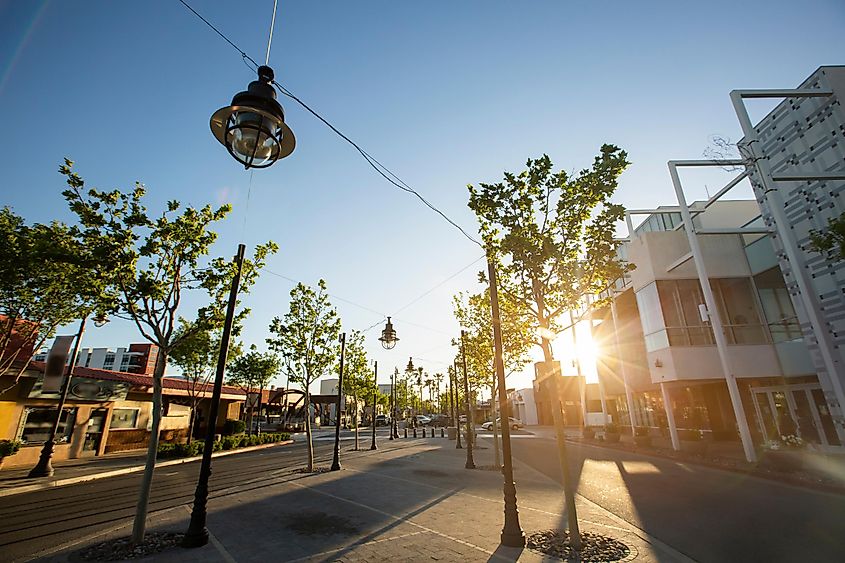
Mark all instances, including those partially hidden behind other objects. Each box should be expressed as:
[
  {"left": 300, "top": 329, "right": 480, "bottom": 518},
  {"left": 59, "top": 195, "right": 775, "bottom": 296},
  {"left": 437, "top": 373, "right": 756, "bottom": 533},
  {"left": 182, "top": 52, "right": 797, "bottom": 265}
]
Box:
[
  {"left": 0, "top": 439, "right": 296, "bottom": 498},
  {"left": 36, "top": 437, "right": 692, "bottom": 562}
]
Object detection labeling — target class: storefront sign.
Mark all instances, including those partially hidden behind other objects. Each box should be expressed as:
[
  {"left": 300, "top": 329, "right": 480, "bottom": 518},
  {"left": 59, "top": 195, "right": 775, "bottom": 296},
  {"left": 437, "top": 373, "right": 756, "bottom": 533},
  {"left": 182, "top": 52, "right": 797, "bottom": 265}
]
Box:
[
  {"left": 43, "top": 335, "right": 75, "bottom": 392},
  {"left": 28, "top": 376, "right": 130, "bottom": 402}
]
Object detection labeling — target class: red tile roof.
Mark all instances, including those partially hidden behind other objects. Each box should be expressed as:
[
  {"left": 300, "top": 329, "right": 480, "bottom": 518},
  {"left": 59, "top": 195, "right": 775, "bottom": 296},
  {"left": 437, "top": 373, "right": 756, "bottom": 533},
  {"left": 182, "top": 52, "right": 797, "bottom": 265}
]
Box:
[{"left": 28, "top": 361, "right": 247, "bottom": 397}]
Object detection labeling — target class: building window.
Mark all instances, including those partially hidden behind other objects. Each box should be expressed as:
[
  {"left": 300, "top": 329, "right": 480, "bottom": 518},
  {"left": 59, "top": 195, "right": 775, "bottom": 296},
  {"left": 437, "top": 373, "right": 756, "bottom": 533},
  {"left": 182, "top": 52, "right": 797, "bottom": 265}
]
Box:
[
  {"left": 713, "top": 278, "right": 767, "bottom": 345},
  {"left": 754, "top": 267, "right": 802, "bottom": 342},
  {"left": 110, "top": 408, "right": 139, "bottom": 429},
  {"left": 19, "top": 407, "right": 76, "bottom": 444}
]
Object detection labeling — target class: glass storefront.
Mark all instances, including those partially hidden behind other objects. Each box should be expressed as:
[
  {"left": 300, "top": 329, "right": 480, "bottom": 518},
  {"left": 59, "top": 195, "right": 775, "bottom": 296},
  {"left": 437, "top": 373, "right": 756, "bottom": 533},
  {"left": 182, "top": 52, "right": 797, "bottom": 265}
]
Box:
[{"left": 636, "top": 278, "right": 768, "bottom": 351}]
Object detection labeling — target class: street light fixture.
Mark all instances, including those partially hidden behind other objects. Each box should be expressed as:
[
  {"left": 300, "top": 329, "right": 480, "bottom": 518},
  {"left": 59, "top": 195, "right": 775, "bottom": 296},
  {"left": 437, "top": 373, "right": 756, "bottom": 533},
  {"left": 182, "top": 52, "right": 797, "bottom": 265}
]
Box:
[
  {"left": 210, "top": 65, "right": 295, "bottom": 169},
  {"left": 378, "top": 317, "right": 399, "bottom": 350}
]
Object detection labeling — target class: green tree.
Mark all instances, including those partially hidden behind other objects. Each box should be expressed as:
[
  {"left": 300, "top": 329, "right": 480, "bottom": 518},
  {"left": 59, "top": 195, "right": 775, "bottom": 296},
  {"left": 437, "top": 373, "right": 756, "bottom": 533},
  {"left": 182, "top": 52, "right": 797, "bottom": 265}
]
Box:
[
  {"left": 340, "top": 330, "right": 369, "bottom": 449},
  {"left": 810, "top": 212, "right": 845, "bottom": 261},
  {"left": 468, "top": 149, "right": 630, "bottom": 362},
  {"left": 60, "top": 160, "right": 276, "bottom": 544},
  {"left": 467, "top": 148, "right": 630, "bottom": 547},
  {"left": 169, "top": 320, "right": 243, "bottom": 443},
  {"left": 227, "top": 345, "right": 281, "bottom": 434},
  {"left": 453, "top": 289, "right": 531, "bottom": 465},
  {"left": 267, "top": 280, "right": 340, "bottom": 471},
  {"left": 0, "top": 207, "right": 112, "bottom": 393}
]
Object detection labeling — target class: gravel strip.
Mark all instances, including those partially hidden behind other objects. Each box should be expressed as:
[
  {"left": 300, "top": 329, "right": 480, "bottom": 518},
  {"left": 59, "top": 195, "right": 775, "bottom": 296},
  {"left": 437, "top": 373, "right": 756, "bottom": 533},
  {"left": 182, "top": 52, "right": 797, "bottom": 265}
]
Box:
[{"left": 527, "top": 529, "right": 631, "bottom": 562}]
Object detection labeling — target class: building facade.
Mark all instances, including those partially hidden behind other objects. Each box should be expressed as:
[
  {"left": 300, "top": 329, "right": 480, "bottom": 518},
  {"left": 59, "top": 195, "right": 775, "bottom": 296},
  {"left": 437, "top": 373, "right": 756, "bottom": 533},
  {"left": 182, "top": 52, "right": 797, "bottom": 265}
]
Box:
[{"left": 33, "top": 342, "right": 159, "bottom": 376}]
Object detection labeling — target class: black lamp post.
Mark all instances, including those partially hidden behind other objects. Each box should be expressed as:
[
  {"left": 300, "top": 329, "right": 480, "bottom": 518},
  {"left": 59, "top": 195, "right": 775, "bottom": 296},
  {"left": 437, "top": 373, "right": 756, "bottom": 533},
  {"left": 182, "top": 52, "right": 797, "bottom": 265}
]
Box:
[
  {"left": 487, "top": 258, "right": 525, "bottom": 547},
  {"left": 331, "top": 333, "right": 346, "bottom": 471},
  {"left": 210, "top": 65, "right": 295, "bottom": 169},
  {"left": 452, "top": 363, "right": 462, "bottom": 449},
  {"left": 184, "top": 245, "right": 246, "bottom": 548},
  {"left": 370, "top": 361, "right": 378, "bottom": 451},
  {"left": 378, "top": 317, "right": 398, "bottom": 349},
  {"left": 460, "top": 331, "right": 475, "bottom": 469},
  {"left": 405, "top": 358, "right": 415, "bottom": 425},
  {"left": 28, "top": 313, "right": 109, "bottom": 478}
]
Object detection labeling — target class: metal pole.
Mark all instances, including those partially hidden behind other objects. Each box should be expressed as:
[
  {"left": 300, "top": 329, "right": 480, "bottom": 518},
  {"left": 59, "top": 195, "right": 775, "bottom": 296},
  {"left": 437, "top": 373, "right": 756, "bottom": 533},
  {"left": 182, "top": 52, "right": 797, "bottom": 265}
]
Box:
[
  {"left": 389, "top": 367, "right": 395, "bottom": 441},
  {"left": 256, "top": 381, "right": 264, "bottom": 436},
  {"left": 570, "top": 309, "right": 588, "bottom": 428},
  {"left": 460, "top": 331, "right": 476, "bottom": 469},
  {"left": 28, "top": 318, "right": 87, "bottom": 478},
  {"left": 611, "top": 298, "right": 639, "bottom": 432},
  {"left": 371, "top": 361, "right": 378, "bottom": 450},
  {"left": 669, "top": 163, "right": 757, "bottom": 462},
  {"left": 453, "top": 365, "right": 463, "bottom": 449},
  {"left": 331, "top": 332, "right": 346, "bottom": 471},
  {"left": 487, "top": 258, "right": 525, "bottom": 547},
  {"left": 661, "top": 382, "right": 680, "bottom": 451},
  {"left": 184, "top": 243, "right": 245, "bottom": 548},
  {"left": 393, "top": 369, "right": 399, "bottom": 438},
  {"left": 731, "top": 91, "right": 845, "bottom": 440}
]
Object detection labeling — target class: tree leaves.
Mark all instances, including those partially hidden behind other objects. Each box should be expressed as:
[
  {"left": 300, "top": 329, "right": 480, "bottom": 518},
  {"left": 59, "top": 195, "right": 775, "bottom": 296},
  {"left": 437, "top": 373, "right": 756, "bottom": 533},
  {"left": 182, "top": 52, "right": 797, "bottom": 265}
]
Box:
[
  {"left": 467, "top": 147, "right": 631, "bottom": 358},
  {"left": 266, "top": 279, "right": 341, "bottom": 389}
]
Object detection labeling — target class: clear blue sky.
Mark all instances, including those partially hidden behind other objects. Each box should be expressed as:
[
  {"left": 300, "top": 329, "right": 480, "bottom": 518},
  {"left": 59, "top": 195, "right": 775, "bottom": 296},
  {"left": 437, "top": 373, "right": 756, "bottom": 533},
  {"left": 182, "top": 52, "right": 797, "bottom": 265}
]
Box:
[{"left": 2, "top": 0, "right": 843, "bottom": 391}]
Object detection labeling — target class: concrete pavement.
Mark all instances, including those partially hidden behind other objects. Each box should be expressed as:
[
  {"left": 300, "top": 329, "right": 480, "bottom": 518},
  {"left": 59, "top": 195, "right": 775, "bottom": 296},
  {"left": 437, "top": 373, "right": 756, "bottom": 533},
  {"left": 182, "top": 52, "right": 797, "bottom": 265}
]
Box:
[{"left": 26, "top": 433, "right": 686, "bottom": 562}]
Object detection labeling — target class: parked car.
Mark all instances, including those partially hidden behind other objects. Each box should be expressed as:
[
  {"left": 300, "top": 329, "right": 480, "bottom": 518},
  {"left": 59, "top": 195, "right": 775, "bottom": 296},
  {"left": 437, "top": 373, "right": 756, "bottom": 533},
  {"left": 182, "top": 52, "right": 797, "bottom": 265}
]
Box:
[
  {"left": 414, "top": 415, "right": 432, "bottom": 426},
  {"left": 482, "top": 417, "right": 523, "bottom": 431},
  {"left": 375, "top": 414, "right": 391, "bottom": 426},
  {"left": 428, "top": 414, "right": 452, "bottom": 427}
]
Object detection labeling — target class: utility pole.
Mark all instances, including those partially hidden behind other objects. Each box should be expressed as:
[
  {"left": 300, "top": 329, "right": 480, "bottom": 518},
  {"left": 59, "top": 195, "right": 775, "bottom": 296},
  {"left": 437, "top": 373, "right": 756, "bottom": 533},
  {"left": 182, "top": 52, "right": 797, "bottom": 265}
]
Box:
[{"left": 331, "top": 332, "right": 346, "bottom": 471}]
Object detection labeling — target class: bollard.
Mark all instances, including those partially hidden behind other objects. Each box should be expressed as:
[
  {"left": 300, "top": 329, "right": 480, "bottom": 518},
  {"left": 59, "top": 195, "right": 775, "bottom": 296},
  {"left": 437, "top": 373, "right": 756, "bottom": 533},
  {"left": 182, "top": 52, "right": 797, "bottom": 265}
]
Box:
[
  {"left": 423, "top": 428, "right": 427, "bottom": 438},
  {"left": 441, "top": 428, "right": 445, "bottom": 438},
  {"left": 413, "top": 428, "right": 417, "bottom": 438},
  {"left": 404, "top": 428, "right": 408, "bottom": 438}
]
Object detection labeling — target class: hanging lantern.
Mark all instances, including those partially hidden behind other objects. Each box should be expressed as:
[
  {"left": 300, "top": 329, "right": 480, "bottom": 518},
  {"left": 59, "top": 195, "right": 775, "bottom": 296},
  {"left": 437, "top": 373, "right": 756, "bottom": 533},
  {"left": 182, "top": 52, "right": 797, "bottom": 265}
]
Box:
[
  {"left": 378, "top": 317, "right": 399, "bottom": 350},
  {"left": 406, "top": 357, "right": 415, "bottom": 373},
  {"left": 210, "top": 65, "right": 295, "bottom": 169}
]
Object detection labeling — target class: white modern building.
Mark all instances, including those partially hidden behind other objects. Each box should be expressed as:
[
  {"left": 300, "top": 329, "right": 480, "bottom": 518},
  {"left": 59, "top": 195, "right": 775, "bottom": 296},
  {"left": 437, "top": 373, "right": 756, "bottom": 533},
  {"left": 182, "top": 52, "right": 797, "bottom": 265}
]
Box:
[
  {"left": 33, "top": 342, "right": 159, "bottom": 376},
  {"left": 579, "top": 66, "right": 845, "bottom": 462}
]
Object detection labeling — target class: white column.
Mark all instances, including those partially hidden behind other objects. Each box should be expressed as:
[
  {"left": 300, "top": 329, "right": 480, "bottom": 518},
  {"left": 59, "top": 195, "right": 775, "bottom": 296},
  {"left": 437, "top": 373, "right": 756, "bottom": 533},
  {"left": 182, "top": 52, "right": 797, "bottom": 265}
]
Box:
[
  {"left": 589, "top": 295, "right": 608, "bottom": 424},
  {"left": 570, "top": 309, "right": 589, "bottom": 427},
  {"left": 670, "top": 162, "right": 757, "bottom": 462},
  {"left": 731, "top": 91, "right": 845, "bottom": 444},
  {"left": 611, "top": 298, "right": 638, "bottom": 432},
  {"left": 661, "top": 382, "right": 680, "bottom": 451}
]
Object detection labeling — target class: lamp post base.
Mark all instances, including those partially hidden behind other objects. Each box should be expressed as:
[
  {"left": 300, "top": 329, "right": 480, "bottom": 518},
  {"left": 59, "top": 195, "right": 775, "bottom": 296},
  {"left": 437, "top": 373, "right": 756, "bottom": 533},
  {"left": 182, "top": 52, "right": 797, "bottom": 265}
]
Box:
[
  {"left": 28, "top": 440, "right": 56, "bottom": 478},
  {"left": 181, "top": 526, "right": 209, "bottom": 548}
]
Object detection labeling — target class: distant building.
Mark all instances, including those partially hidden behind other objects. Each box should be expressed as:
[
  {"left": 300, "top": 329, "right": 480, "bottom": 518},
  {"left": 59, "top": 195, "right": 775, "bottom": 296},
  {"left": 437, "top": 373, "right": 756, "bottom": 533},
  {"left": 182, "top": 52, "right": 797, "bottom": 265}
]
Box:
[{"left": 34, "top": 343, "right": 159, "bottom": 376}]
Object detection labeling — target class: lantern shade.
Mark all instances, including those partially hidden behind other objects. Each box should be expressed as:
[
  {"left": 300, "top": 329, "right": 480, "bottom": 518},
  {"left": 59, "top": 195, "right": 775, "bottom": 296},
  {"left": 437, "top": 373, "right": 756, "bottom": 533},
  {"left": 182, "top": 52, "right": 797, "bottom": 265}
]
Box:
[
  {"left": 210, "top": 66, "right": 295, "bottom": 169},
  {"left": 379, "top": 317, "right": 399, "bottom": 350}
]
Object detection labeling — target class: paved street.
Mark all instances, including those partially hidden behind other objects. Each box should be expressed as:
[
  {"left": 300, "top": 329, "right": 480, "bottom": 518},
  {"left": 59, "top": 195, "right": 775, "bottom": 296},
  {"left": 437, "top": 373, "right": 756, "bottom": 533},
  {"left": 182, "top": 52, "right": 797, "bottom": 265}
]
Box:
[
  {"left": 2, "top": 429, "right": 844, "bottom": 561},
  {"left": 503, "top": 433, "right": 845, "bottom": 562}
]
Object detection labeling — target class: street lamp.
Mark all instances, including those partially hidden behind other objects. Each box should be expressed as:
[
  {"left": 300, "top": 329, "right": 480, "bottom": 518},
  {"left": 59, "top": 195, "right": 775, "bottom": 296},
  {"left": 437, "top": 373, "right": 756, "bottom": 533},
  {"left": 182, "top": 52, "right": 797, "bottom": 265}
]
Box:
[
  {"left": 378, "top": 317, "right": 399, "bottom": 350},
  {"left": 28, "top": 312, "right": 109, "bottom": 478},
  {"left": 210, "top": 65, "right": 295, "bottom": 169}
]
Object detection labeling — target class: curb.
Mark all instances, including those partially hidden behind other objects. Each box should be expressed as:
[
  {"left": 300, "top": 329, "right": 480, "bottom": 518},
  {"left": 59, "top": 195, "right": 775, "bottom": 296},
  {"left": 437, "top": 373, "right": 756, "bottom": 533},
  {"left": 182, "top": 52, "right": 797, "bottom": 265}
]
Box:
[{"left": 0, "top": 439, "right": 294, "bottom": 498}]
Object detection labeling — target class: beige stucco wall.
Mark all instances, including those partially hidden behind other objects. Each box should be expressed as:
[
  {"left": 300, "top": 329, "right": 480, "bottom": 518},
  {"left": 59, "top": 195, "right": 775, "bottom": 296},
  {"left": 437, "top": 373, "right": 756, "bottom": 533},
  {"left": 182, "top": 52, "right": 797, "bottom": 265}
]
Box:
[
  {"left": 628, "top": 231, "right": 751, "bottom": 291},
  {"left": 647, "top": 344, "right": 782, "bottom": 383}
]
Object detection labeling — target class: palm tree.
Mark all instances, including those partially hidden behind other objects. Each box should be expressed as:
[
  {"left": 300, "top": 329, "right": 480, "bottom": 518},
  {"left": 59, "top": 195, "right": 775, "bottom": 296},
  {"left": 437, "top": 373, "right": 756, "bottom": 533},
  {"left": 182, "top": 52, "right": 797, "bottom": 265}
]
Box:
[{"left": 434, "top": 373, "right": 444, "bottom": 413}]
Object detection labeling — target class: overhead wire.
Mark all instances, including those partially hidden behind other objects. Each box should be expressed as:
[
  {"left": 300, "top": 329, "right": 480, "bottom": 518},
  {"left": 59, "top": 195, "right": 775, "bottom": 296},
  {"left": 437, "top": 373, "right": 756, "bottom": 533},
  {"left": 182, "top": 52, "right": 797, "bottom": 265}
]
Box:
[{"left": 175, "top": 0, "right": 484, "bottom": 250}]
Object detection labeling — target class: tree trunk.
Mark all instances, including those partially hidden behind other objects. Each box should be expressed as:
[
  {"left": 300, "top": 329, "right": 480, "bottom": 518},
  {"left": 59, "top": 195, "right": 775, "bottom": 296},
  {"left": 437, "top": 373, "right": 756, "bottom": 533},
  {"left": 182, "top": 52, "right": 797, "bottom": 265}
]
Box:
[
  {"left": 304, "top": 384, "right": 314, "bottom": 472},
  {"left": 131, "top": 351, "right": 167, "bottom": 544},
  {"left": 534, "top": 284, "right": 581, "bottom": 549},
  {"left": 187, "top": 405, "right": 196, "bottom": 445},
  {"left": 491, "top": 379, "right": 501, "bottom": 467}
]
